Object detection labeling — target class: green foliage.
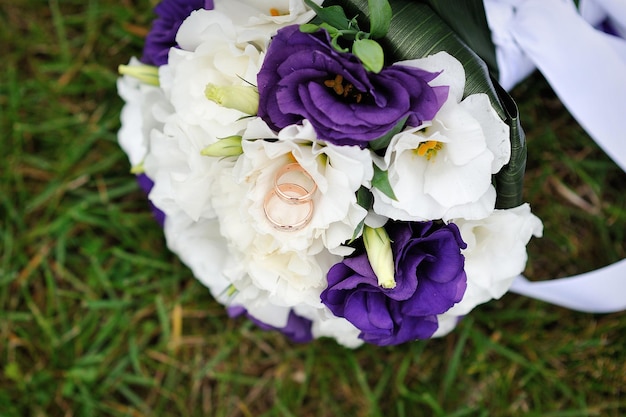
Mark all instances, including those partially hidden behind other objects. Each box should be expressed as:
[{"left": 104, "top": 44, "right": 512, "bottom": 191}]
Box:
[
  {"left": 367, "top": 0, "right": 392, "bottom": 39},
  {"left": 303, "top": 0, "right": 389, "bottom": 72},
  {"left": 352, "top": 38, "right": 385, "bottom": 72},
  {"left": 372, "top": 165, "right": 398, "bottom": 200},
  {"left": 0, "top": 1, "right": 625, "bottom": 416},
  {"left": 421, "top": 0, "right": 498, "bottom": 77}
]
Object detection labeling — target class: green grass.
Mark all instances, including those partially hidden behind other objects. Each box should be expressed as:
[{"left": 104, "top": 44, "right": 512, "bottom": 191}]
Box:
[{"left": 1, "top": 1, "right": 625, "bottom": 416}]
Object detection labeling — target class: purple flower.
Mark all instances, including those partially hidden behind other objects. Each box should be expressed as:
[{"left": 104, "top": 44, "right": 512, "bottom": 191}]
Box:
[
  {"left": 136, "top": 174, "right": 166, "bottom": 227},
  {"left": 321, "top": 221, "right": 467, "bottom": 346},
  {"left": 257, "top": 26, "right": 448, "bottom": 147},
  {"left": 228, "top": 306, "right": 314, "bottom": 344},
  {"left": 141, "top": 0, "right": 214, "bottom": 66}
]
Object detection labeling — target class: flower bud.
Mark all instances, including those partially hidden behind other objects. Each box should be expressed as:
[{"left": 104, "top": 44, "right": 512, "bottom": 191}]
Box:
[
  {"left": 200, "top": 136, "right": 243, "bottom": 157},
  {"left": 204, "top": 83, "right": 259, "bottom": 115},
  {"left": 118, "top": 64, "right": 160, "bottom": 86},
  {"left": 363, "top": 225, "right": 396, "bottom": 289}
]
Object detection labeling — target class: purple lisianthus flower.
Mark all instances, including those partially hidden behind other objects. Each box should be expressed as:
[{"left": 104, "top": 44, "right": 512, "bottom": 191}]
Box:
[
  {"left": 321, "top": 221, "right": 467, "bottom": 346},
  {"left": 141, "top": 0, "right": 214, "bottom": 66},
  {"left": 257, "top": 25, "right": 448, "bottom": 147},
  {"left": 136, "top": 174, "right": 165, "bottom": 227},
  {"left": 228, "top": 306, "right": 314, "bottom": 343}
]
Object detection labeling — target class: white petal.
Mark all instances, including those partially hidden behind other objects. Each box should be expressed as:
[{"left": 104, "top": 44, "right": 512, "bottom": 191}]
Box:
[
  {"left": 397, "top": 51, "right": 466, "bottom": 102},
  {"left": 424, "top": 150, "right": 493, "bottom": 208},
  {"left": 461, "top": 94, "right": 511, "bottom": 172},
  {"left": 446, "top": 204, "right": 543, "bottom": 315}
]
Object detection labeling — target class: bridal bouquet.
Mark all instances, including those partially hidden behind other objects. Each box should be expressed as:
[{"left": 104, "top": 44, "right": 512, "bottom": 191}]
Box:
[{"left": 117, "top": 0, "right": 543, "bottom": 347}]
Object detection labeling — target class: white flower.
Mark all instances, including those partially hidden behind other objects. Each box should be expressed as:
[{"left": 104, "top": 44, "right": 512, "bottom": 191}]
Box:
[
  {"left": 304, "top": 308, "right": 364, "bottom": 348},
  {"left": 144, "top": 16, "right": 265, "bottom": 221},
  {"left": 212, "top": 0, "right": 322, "bottom": 48},
  {"left": 200, "top": 118, "right": 373, "bottom": 312},
  {"left": 116, "top": 57, "right": 171, "bottom": 168},
  {"left": 162, "top": 207, "right": 233, "bottom": 303},
  {"left": 162, "top": 46, "right": 261, "bottom": 134},
  {"left": 235, "top": 118, "right": 374, "bottom": 255},
  {"left": 432, "top": 203, "right": 543, "bottom": 337},
  {"left": 237, "top": 303, "right": 294, "bottom": 330},
  {"left": 144, "top": 116, "right": 236, "bottom": 221},
  {"left": 372, "top": 52, "right": 511, "bottom": 222},
  {"left": 209, "top": 153, "right": 342, "bottom": 310},
  {"left": 174, "top": 8, "right": 237, "bottom": 53},
  {"left": 232, "top": 242, "right": 339, "bottom": 308}
]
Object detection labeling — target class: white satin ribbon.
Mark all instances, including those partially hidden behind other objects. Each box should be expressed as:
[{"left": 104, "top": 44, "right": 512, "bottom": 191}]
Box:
[
  {"left": 484, "top": 0, "right": 626, "bottom": 313},
  {"left": 510, "top": 260, "right": 626, "bottom": 313}
]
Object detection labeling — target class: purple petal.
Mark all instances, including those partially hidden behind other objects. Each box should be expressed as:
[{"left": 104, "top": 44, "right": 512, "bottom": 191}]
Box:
[{"left": 321, "top": 221, "right": 467, "bottom": 346}]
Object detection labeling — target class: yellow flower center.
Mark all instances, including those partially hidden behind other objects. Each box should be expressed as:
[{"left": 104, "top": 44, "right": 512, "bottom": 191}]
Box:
[
  {"left": 416, "top": 140, "right": 443, "bottom": 160},
  {"left": 324, "top": 74, "right": 364, "bottom": 103},
  {"left": 269, "top": 8, "right": 285, "bottom": 16}
]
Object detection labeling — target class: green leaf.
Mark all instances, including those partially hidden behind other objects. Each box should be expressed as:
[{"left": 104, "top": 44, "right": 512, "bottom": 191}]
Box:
[
  {"left": 368, "top": 115, "right": 408, "bottom": 151},
  {"left": 349, "top": 187, "right": 375, "bottom": 243},
  {"left": 372, "top": 165, "right": 397, "bottom": 200},
  {"left": 357, "top": 185, "right": 374, "bottom": 210},
  {"left": 368, "top": 0, "right": 392, "bottom": 38},
  {"left": 330, "top": 34, "right": 350, "bottom": 53},
  {"left": 421, "top": 0, "right": 498, "bottom": 78},
  {"left": 352, "top": 38, "right": 385, "bottom": 72},
  {"left": 320, "top": 22, "right": 340, "bottom": 35},
  {"left": 493, "top": 83, "right": 526, "bottom": 209},
  {"left": 304, "top": 0, "right": 353, "bottom": 31}
]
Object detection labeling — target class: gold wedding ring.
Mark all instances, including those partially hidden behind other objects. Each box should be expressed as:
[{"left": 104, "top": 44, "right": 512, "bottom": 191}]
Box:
[
  {"left": 263, "top": 162, "right": 318, "bottom": 231},
  {"left": 273, "top": 163, "right": 317, "bottom": 203},
  {"left": 263, "top": 183, "right": 314, "bottom": 231}
]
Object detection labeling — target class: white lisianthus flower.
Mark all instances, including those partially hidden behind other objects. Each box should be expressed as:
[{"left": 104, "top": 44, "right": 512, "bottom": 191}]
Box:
[
  {"left": 231, "top": 240, "right": 340, "bottom": 309},
  {"left": 236, "top": 118, "right": 374, "bottom": 256},
  {"left": 116, "top": 57, "right": 172, "bottom": 168},
  {"left": 164, "top": 11, "right": 263, "bottom": 133},
  {"left": 144, "top": 116, "right": 237, "bottom": 221},
  {"left": 144, "top": 14, "right": 264, "bottom": 221},
  {"left": 432, "top": 203, "right": 543, "bottom": 337},
  {"left": 212, "top": 0, "right": 323, "bottom": 48},
  {"left": 162, "top": 206, "right": 233, "bottom": 303},
  {"left": 200, "top": 117, "right": 373, "bottom": 312},
  {"left": 372, "top": 51, "right": 511, "bottom": 222},
  {"left": 235, "top": 303, "right": 294, "bottom": 330},
  {"left": 209, "top": 152, "right": 342, "bottom": 310}
]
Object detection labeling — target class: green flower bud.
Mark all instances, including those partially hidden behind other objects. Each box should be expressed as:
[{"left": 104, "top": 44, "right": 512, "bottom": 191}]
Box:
[
  {"left": 200, "top": 136, "right": 243, "bottom": 157},
  {"left": 118, "top": 64, "right": 160, "bottom": 86},
  {"left": 363, "top": 225, "right": 396, "bottom": 289},
  {"left": 204, "top": 83, "right": 259, "bottom": 115}
]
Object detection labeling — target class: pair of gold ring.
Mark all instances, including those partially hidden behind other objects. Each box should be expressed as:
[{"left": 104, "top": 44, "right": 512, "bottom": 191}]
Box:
[{"left": 263, "top": 163, "right": 317, "bottom": 231}]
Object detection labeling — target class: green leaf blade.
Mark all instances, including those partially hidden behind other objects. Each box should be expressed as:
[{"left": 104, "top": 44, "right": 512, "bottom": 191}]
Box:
[
  {"left": 305, "top": 0, "right": 353, "bottom": 31},
  {"left": 368, "top": 0, "right": 392, "bottom": 38},
  {"left": 421, "top": 0, "right": 498, "bottom": 78},
  {"left": 372, "top": 165, "right": 397, "bottom": 200}
]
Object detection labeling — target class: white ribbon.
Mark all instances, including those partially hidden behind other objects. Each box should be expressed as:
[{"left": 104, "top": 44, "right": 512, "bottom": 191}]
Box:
[
  {"left": 510, "top": 260, "right": 626, "bottom": 313},
  {"left": 484, "top": 0, "right": 626, "bottom": 312}
]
